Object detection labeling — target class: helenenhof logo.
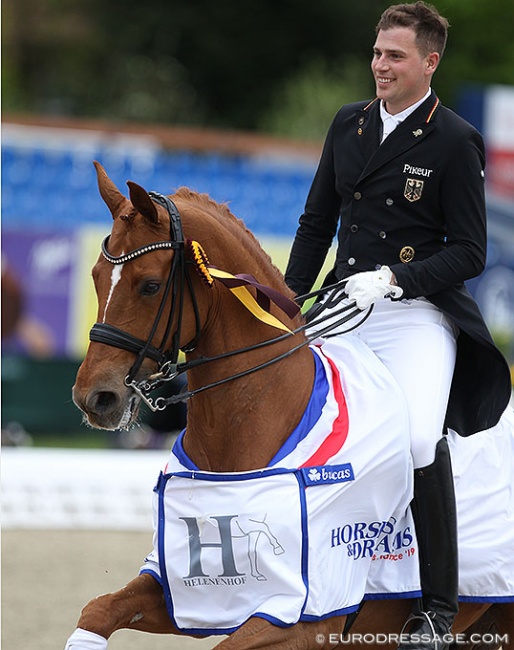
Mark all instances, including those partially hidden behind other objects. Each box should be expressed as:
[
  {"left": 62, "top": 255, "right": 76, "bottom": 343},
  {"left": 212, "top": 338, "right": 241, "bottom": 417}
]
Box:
[{"left": 179, "top": 514, "right": 285, "bottom": 585}]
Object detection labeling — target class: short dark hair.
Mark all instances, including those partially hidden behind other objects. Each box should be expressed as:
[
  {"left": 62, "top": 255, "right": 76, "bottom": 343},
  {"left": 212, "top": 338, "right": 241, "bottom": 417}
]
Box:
[{"left": 376, "top": 2, "right": 449, "bottom": 57}]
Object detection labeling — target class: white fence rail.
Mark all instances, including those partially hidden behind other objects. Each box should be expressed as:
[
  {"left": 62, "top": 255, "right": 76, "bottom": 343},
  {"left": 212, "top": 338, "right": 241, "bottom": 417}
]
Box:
[{"left": 1, "top": 447, "right": 167, "bottom": 530}]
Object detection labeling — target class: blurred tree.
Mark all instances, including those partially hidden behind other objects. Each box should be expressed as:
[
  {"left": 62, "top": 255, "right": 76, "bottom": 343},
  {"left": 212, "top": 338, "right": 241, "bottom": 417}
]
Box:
[
  {"left": 89, "top": 0, "right": 387, "bottom": 128},
  {"left": 2, "top": 0, "right": 513, "bottom": 135},
  {"left": 259, "top": 56, "right": 375, "bottom": 140},
  {"left": 2, "top": 0, "right": 98, "bottom": 114},
  {"left": 1, "top": 0, "right": 385, "bottom": 127},
  {"left": 436, "top": 0, "right": 514, "bottom": 103}
]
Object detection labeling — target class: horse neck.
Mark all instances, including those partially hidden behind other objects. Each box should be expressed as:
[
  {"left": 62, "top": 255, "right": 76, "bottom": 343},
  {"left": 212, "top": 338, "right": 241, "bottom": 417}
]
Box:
[
  {"left": 176, "top": 203, "right": 315, "bottom": 471},
  {"left": 182, "top": 297, "right": 315, "bottom": 473}
]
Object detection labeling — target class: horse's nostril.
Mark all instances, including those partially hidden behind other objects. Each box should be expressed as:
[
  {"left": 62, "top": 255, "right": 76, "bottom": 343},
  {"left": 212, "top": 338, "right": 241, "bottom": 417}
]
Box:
[{"left": 89, "top": 390, "right": 118, "bottom": 415}]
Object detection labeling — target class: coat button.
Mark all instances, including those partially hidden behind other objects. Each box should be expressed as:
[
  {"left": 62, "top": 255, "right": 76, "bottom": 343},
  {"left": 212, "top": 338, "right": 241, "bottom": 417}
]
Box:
[
  {"left": 379, "top": 231, "right": 387, "bottom": 239},
  {"left": 350, "top": 224, "right": 358, "bottom": 233},
  {"left": 354, "top": 191, "right": 362, "bottom": 200},
  {"left": 348, "top": 257, "right": 356, "bottom": 266},
  {"left": 385, "top": 198, "right": 394, "bottom": 206}
]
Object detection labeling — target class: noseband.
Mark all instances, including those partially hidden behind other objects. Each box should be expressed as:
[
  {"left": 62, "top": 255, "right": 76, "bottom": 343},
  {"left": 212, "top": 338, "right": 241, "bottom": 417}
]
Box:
[{"left": 89, "top": 192, "right": 202, "bottom": 406}]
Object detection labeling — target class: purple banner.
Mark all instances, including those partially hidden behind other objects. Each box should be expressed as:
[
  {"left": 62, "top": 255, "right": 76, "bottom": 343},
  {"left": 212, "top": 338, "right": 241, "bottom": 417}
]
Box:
[{"left": 2, "top": 231, "right": 76, "bottom": 358}]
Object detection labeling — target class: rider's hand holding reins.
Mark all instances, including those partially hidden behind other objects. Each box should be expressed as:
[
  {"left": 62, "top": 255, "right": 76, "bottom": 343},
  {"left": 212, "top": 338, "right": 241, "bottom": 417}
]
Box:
[{"left": 345, "top": 266, "right": 403, "bottom": 310}]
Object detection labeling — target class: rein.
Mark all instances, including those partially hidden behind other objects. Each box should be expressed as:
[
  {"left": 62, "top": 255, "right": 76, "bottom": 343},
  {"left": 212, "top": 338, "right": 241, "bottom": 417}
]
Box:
[{"left": 89, "top": 193, "right": 370, "bottom": 411}]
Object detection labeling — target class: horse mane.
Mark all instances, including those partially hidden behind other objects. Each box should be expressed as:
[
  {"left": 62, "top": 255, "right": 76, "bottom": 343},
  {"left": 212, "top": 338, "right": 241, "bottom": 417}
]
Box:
[{"left": 173, "top": 187, "right": 298, "bottom": 303}]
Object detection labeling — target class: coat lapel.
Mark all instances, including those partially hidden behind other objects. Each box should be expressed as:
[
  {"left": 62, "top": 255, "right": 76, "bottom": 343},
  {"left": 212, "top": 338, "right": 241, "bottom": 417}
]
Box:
[
  {"left": 356, "top": 93, "right": 441, "bottom": 183},
  {"left": 355, "top": 98, "right": 382, "bottom": 162}
]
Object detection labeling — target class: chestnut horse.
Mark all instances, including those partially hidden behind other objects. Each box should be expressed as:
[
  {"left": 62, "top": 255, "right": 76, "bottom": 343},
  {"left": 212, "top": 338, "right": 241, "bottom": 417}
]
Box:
[{"left": 69, "top": 162, "right": 513, "bottom": 650}]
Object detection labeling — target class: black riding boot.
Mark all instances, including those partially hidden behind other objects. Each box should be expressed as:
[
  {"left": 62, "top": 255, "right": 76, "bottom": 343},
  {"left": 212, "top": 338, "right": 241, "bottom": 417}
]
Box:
[{"left": 398, "top": 437, "right": 459, "bottom": 650}]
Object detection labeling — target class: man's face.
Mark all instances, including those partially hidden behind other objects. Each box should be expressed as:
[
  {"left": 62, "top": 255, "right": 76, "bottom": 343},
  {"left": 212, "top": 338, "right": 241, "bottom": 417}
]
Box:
[{"left": 371, "top": 26, "right": 439, "bottom": 115}]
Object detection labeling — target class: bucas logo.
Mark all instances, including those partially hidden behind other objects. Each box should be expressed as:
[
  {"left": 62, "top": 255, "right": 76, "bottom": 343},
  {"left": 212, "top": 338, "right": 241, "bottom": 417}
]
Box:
[{"left": 302, "top": 463, "right": 355, "bottom": 486}]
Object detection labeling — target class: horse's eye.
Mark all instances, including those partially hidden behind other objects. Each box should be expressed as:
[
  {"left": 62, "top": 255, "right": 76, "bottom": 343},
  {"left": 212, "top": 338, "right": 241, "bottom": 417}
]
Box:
[{"left": 141, "top": 281, "right": 161, "bottom": 296}]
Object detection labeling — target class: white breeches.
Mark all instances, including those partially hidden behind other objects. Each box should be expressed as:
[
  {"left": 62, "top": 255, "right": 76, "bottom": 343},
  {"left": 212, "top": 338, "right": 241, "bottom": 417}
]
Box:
[{"left": 310, "top": 297, "right": 458, "bottom": 468}]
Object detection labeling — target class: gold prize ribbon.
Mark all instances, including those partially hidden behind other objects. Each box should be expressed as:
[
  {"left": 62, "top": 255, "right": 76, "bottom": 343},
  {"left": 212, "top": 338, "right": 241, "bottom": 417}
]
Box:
[
  {"left": 208, "top": 268, "right": 294, "bottom": 333},
  {"left": 187, "top": 239, "right": 298, "bottom": 333}
]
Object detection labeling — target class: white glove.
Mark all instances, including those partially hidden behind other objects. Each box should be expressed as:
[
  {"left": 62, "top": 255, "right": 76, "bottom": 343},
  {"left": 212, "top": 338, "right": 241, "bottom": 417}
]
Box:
[
  {"left": 65, "top": 629, "right": 108, "bottom": 650},
  {"left": 345, "top": 266, "right": 403, "bottom": 310}
]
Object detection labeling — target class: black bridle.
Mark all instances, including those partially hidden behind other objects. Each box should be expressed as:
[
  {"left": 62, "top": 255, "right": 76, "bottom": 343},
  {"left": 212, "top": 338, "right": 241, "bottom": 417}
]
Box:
[
  {"left": 88, "top": 192, "right": 371, "bottom": 411},
  {"left": 89, "top": 192, "right": 202, "bottom": 401}
]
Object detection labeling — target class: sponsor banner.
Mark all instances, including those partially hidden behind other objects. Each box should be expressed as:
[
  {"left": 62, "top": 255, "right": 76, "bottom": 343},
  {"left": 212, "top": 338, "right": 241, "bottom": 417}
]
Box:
[
  {"left": 486, "top": 149, "right": 514, "bottom": 199},
  {"left": 2, "top": 231, "right": 74, "bottom": 357},
  {"left": 67, "top": 226, "right": 108, "bottom": 358},
  {"left": 484, "top": 85, "right": 514, "bottom": 199},
  {"left": 2, "top": 226, "right": 105, "bottom": 359}
]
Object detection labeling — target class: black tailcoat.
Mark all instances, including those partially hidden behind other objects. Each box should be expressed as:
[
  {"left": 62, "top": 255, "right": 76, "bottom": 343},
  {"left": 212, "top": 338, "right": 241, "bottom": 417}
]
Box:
[{"left": 285, "top": 91, "right": 511, "bottom": 435}]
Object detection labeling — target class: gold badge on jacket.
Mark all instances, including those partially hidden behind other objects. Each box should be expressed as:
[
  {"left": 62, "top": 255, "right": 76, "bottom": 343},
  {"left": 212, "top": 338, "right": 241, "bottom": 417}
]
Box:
[
  {"left": 404, "top": 178, "right": 424, "bottom": 202},
  {"left": 399, "top": 246, "right": 415, "bottom": 263}
]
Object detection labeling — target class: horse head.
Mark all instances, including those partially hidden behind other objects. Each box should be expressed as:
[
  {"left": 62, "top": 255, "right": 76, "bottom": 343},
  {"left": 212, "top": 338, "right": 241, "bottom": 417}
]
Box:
[
  {"left": 73, "top": 163, "right": 309, "bottom": 441},
  {"left": 73, "top": 163, "right": 213, "bottom": 430}
]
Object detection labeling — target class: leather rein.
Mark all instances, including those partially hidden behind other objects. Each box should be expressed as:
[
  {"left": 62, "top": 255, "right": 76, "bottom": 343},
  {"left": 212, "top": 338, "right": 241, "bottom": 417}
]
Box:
[{"left": 88, "top": 192, "right": 369, "bottom": 411}]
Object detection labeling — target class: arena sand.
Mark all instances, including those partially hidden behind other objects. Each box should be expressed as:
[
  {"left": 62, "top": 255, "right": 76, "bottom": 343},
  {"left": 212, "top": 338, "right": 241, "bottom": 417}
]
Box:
[{"left": 2, "top": 529, "right": 223, "bottom": 650}]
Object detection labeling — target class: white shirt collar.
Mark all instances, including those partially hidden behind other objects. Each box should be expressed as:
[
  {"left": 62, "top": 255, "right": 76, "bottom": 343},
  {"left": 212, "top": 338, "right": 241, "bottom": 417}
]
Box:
[{"left": 380, "top": 88, "right": 432, "bottom": 143}]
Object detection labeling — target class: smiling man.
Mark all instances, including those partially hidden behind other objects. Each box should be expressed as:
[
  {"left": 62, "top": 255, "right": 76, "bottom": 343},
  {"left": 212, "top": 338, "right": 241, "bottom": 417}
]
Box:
[
  {"left": 285, "top": 3, "right": 511, "bottom": 649},
  {"left": 372, "top": 20, "right": 442, "bottom": 116}
]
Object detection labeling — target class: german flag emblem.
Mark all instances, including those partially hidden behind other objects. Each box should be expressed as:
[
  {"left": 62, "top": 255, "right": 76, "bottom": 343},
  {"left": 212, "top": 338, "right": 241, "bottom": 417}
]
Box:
[{"left": 404, "top": 178, "right": 424, "bottom": 202}]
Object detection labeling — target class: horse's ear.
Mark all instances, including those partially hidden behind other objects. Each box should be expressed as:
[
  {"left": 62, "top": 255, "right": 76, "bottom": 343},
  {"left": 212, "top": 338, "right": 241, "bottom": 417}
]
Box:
[
  {"left": 127, "top": 181, "right": 159, "bottom": 224},
  {"left": 94, "top": 161, "right": 129, "bottom": 219}
]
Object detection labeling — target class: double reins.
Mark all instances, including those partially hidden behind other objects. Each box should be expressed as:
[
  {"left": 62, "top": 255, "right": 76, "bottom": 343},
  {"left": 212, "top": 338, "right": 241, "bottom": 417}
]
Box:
[{"left": 88, "top": 193, "right": 371, "bottom": 411}]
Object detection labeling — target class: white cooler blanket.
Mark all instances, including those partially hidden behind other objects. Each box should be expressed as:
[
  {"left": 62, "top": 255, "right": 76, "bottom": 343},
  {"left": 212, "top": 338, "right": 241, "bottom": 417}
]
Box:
[
  {"left": 140, "top": 337, "right": 514, "bottom": 635},
  {"left": 366, "top": 405, "right": 514, "bottom": 603},
  {"left": 141, "top": 336, "right": 413, "bottom": 634}
]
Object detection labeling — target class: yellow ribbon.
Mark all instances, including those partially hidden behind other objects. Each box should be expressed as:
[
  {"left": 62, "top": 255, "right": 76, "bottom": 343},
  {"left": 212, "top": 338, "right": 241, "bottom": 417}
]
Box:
[
  {"left": 188, "top": 239, "right": 294, "bottom": 334},
  {"left": 208, "top": 268, "right": 293, "bottom": 334}
]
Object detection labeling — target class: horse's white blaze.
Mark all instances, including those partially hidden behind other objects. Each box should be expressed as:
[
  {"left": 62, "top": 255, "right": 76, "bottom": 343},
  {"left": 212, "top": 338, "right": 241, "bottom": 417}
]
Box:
[{"left": 102, "top": 262, "right": 124, "bottom": 323}]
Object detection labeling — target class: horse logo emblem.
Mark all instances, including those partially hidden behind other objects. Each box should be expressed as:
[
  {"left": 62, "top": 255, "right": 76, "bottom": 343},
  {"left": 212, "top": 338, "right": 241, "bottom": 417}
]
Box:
[
  {"left": 234, "top": 516, "right": 285, "bottom": 581},
  {"left": 404, "top": 178, "right": 424, "bottom": 202},
  {"left": 180, "top": 514, "right": 285, "bottom": 583}
]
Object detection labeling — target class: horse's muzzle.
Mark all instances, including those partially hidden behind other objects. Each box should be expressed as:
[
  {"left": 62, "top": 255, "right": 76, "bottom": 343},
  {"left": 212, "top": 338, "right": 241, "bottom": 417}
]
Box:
[{"left": 72, "top": 384, "right": 140, "bottom": 431}]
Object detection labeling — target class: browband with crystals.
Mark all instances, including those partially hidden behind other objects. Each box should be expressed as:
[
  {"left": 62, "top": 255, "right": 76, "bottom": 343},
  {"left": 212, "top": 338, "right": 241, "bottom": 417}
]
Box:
[{"left": 101, "top": 235, "right": 182, "bottom": 265}]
